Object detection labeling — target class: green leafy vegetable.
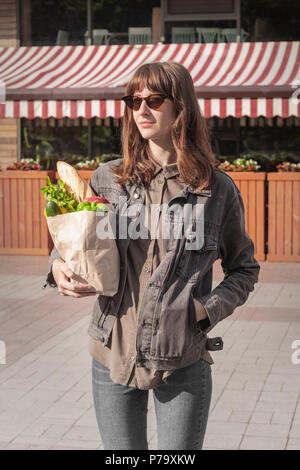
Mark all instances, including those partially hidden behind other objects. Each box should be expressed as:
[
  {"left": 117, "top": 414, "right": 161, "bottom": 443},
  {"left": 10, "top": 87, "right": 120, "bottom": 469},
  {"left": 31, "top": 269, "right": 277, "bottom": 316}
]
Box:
[{"left": 40, "top": 176, "right": 78, "bottom": 212}]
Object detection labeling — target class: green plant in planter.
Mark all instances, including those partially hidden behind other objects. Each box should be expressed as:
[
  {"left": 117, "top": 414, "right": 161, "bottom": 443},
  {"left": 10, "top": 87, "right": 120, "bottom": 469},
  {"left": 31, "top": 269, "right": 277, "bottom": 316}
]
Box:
[
  {"left": 217, "top": 160, "right": 235, "bottom": 171},
  {"left": 75, "top": 159, "right": 99, "bottom": 170},
  {"left": 35, "top": 140, "right": 56, "bottom": 170},
  {"left": 7, "top": 158, "right": 41, "bottom": 171},
  {"left": 218, "top": 157, "right": 261, "bottom": 172},
  {"left": 276, "top": 162, "right": 300, "bottom": 172},
  {"left": 277, "top": 151, "right": 300, "bottom": 164},
  {"left": 21, "top": 126, "right": 58, "bottom": 170}
]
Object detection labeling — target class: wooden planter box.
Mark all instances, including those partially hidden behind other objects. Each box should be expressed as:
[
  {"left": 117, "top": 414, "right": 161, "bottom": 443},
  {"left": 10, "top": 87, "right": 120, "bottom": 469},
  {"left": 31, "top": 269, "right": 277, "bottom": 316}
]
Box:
[
  {"left": 227, "top": 172, "right": 266, "bottom": 261},
  {"left": 267, "top": 172, "right": 300, "bottom": 261},
  {"left": 0, "top": 171, "right": 55, "bottom": 255},
  {"left": 0, "top": 168, "right": 267, "bottom": 259}
]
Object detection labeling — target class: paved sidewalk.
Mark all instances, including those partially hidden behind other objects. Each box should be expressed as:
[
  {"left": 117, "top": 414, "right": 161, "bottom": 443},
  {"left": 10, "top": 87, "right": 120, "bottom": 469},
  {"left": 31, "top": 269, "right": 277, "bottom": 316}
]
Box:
[{"left": 0, "top": 255, "right": 299, "bottom": 450}]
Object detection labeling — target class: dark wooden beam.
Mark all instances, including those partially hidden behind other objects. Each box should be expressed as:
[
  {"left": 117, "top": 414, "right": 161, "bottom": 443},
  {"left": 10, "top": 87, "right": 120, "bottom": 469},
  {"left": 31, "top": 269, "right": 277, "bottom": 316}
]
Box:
[{"left": 5, "top": 85, "right": 294, "bottom": 101}]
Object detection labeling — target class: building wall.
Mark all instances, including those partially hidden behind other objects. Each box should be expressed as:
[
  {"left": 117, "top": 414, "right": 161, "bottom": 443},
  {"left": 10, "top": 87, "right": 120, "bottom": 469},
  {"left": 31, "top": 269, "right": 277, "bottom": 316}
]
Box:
[
  {"left": 0, "top": 0, "right": 18, "bottom": 169},
  {"left": 0, "top": 0, "right": 18, "bottom": 47}
]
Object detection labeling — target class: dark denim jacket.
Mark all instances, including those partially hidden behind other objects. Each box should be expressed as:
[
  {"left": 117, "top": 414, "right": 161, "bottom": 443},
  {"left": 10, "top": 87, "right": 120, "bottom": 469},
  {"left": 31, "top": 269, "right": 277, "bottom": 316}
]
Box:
[{"left": 45, "top": 158, "right": 260, "bottom": 371}]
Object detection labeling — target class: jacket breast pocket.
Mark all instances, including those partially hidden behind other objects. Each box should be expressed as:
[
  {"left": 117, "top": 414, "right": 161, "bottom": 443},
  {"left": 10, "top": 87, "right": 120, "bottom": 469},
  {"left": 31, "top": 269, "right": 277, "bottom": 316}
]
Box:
[
  {"left": 100, "top": 186, "right": 128, "bottom": 210},
  {"left": 175, "top": 235, "right": 218, "bottom": 283}
]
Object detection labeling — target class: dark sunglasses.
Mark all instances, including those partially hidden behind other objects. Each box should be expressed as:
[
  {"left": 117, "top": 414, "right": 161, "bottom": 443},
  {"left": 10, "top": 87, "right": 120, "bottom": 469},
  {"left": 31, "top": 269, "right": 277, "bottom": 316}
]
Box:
[{"left": 121, "top": 93, "right": 172, "bottom": 111}]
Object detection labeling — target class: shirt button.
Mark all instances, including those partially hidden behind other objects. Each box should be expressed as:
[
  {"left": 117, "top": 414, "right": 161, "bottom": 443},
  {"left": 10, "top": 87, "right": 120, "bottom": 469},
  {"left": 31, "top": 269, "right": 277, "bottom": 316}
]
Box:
[{"left": 130, "top": 355, "right": 135, "bottom": 361}]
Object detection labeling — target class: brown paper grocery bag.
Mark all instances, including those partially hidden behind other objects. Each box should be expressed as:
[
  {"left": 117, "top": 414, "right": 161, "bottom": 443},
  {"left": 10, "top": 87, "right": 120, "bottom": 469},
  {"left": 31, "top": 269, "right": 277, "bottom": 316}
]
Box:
[{"left": 47, "top": 210, "right": 120, "bottom": 296}]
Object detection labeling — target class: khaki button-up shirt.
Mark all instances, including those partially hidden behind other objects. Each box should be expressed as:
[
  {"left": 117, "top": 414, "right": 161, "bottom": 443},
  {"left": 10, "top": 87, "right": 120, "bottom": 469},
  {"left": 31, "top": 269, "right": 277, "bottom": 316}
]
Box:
[{"left": 88, "top": 158, "right": 213, "bottom": 390}]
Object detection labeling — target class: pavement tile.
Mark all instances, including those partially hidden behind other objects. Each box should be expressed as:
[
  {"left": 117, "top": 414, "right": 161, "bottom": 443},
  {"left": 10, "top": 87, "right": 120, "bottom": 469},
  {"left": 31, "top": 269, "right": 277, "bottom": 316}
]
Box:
[
  {"left": 203, "top": 434, "right": 243, "bottom": 450},
  {"left": 244, "top": 423, "right": 290, "bottom": 438},
  {"left": 234, "top": 362, "right": 273, "bottom": 374},
  {"left": 256, "top": 391, "right": 299, "bottom": 413},
  {"left": 7, "top": 436, "right": 59, "bottom": 449},
  {"left": 209, "top": 409, "right": 232, "bottom": 422},
  {"left": 286, "top": 438, "right": 300, "bottom": 450},
  {"left": 51, "top": 440, "right": 100, "bottom": 450},
  {"left": 74, "top": 407, "right": 98, "bottom": 427},
  {"left": 271, "top": 412, "right": 294, "bottom": 425},
  {"left": 56, "top": 389, "right": 89, "bottom": 404},
  {"left": 274, "top": 285, "right": 300, "bottom": 309},
  {"left": 264, "top": 373, "right": 300, "bottom": 392},
  {"left": 213, "top": 390, "right": 260, "bottom": 411},
  {"left": 3, "top": 442, "right": 31, "bottom": 450},
  {"left": 43, "top": 401, "right": 90, "bottom": 419},
  {"left": 206, "top": 421, "right": 247, "bottom": 436},
  {"left": 228, "top": 410, "right": 252, "bottom": 423},
  {"left": 225, "top": 378, "right": 246, "bottom": 391},
  {"left": 1, "top": 258, "right": 300, "bottom": 450},
  {"left": 244, "top": 379, "right": 266, "bottom": 392},
  {"left": 42, "top": 423, "right": 77, "bottom": 439},
  {"left": 293, "top": 414, "right": 300, "bottom": 425},
  {"left": 0, "top": 388, "right": 28, "bottom": 402},
  {"left": 271, "top": 361, "right": 300, "bottom": 375},
  {"left": 0, "top": 442, "right": 10, "bottom": 450},
  {"left": 18, "top": 420, "right": 54, "bottom": 438},
  {"left": 289, "top": 425, "right": 300, "bottom": 438},
  {"left": 62, "top": 425, "right": 100, "bottom": 441},
  {"left": 239, "top": 436, "right": 287, "bottom": 450},
  {"left": 0, "top": 422, "right": 32, "bottom": 442},
  {"left": 250, "top": 411, "right": 273, "bottom": 424},
  {"left": 0, "top": 399, "right": 53, "bottom": 425}
]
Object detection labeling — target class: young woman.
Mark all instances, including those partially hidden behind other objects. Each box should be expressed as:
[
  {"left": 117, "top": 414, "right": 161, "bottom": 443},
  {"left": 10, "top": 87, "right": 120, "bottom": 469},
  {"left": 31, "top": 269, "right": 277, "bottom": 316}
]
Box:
[{"left": 49, "top": 62, "right": 260, "bottom": 450}]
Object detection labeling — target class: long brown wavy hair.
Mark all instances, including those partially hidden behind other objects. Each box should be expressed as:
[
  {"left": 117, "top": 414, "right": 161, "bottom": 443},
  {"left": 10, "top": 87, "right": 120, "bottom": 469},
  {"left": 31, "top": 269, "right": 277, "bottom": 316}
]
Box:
[{"left": 112, "top": 62, "right": 217, "bottom": 191}]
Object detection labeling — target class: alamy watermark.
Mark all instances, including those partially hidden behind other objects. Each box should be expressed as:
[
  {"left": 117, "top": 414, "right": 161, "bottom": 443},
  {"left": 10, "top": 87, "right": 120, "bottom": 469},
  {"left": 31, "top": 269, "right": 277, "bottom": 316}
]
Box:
[
  {"left": 291, "top": 340, "right": 300, "bottom": 365},
  {"left": 95, "top": 199, "right": 205, "bottom": 250},
  {"left": 0, "top": 340, "right": 6, "bottom": 365}
]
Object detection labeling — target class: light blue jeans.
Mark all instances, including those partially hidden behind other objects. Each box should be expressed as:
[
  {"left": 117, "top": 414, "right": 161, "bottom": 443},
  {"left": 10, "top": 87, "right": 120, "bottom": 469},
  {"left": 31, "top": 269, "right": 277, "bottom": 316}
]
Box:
[{"left": 92, "top": 357, "right": 212, "bottom": 450}]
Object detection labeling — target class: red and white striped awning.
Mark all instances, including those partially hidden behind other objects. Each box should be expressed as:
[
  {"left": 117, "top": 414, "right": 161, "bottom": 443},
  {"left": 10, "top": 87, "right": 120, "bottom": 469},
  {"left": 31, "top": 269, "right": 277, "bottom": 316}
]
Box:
[{"left": 0, "top": 41, "right": 299, "bottom": 119}]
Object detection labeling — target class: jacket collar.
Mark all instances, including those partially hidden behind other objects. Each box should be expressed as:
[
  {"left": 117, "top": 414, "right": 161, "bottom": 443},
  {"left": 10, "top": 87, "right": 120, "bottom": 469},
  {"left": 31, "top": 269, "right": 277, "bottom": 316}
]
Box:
[
  {"left": 123, "top": 163, "right": 212, "bottom": 199},
  {"left": 124, "top": 180, "right": 211, "bottom": 201}
]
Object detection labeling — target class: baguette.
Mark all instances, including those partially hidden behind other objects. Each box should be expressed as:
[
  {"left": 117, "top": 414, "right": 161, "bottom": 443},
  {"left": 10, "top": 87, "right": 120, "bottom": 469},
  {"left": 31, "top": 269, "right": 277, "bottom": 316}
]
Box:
[{"left": 57, "top": 161, "right": 95, "bottom": 202}]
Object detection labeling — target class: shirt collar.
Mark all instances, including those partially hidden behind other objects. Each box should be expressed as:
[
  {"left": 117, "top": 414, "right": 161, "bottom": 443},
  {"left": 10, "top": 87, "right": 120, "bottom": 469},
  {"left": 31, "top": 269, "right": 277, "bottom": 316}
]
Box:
[{"left": 150, "top": 157, "right": 179, "bottom": 179}]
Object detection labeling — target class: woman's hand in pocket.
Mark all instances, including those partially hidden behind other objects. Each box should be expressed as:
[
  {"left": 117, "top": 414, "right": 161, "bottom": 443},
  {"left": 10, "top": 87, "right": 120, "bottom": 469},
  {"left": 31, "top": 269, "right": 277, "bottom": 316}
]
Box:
[{"left": 52, "top": 259, "right": 97, "bottom": 298}]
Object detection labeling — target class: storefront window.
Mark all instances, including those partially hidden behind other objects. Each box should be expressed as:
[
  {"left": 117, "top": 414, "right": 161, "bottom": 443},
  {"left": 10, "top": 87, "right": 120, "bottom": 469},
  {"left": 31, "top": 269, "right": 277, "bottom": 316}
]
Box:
[
  {"left": 210, "top": 116, "right": 300, "bottom": 171},
  {"left": 20, "top": 118, "right": 120, "bottom": 170},
  {"left": 20, "top": 0, "right": 87, "bottom": 46},
  {"left": 20, "top": 0, "right": 160, "bottom": 46}
]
